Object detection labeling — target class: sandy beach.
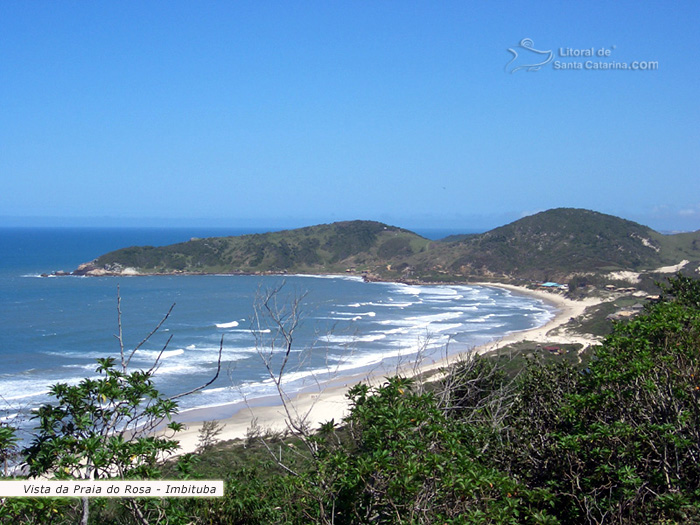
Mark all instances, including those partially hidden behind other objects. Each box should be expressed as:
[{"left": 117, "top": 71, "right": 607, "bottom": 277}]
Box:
[{"left": 170, "top": 284, "right": 604, "bottom": 455}]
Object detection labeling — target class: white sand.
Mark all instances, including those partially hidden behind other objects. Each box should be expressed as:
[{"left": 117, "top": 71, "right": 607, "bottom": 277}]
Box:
[
  {"left": 167, "top": 284, "right": 604, "bottom": 456},
  {"left": 607, "top": 271, "right": 641, "bottom": 284},
  {"left": 654, "top": 260, "right": 689, "bottom": 273},
  {"left": 472, "top": 284, "right": 603, "bottom": 350}
]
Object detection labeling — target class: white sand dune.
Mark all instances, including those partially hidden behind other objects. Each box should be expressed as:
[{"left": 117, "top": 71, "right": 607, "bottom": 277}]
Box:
[{"left": 654, "top": 260, "right": 689, "bottom": 273}]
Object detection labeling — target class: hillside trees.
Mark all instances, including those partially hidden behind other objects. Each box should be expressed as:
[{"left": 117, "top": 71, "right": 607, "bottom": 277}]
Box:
[
  {"left": 494, "top": 274, "right": 700, "bottom": 523},
  {"left": 321, "top": 377, "right": 556, "bottom": 524}
]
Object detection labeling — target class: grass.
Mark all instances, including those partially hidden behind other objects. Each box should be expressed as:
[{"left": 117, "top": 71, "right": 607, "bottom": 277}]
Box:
[{"left": 480, "top": 341, "right": 589, "bottom": 378}]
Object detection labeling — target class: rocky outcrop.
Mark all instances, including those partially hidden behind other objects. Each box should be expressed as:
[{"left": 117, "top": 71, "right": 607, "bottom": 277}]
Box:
[{"left": 72, "top": 262, "right": 140, "bottom": 277}]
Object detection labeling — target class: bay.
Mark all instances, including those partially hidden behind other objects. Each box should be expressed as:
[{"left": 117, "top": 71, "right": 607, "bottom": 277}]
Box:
[{"left": 0, "top": 227, "right": 554, "bottom": 436}]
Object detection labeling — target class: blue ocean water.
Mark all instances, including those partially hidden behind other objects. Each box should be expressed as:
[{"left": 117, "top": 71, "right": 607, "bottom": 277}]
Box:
[{"left": 0, "top": 227, "right": 553, "bottom": 436}]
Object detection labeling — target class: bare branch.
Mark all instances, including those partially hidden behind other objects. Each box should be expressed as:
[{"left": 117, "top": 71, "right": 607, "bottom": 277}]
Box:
[
  {"left": 169, "top": 335, "right": 224, "bottom": 401},
  {"left": 113, "top": 285, "right": 176, "bottom": 372},
  {"left": 125, "top": 302, "right": 176, "bottom": 370},
  {"left": 145, "top": 334, "right": 175, "bottom": 376},
  {"left": 116, "top": 285, "right": 126, "bottom": 369}
]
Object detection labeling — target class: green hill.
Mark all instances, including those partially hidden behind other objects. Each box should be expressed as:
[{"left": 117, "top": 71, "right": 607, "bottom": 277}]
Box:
[
  {"left": 76, "top": 220, "right": 430, "bottom": 276},
  {"left": 411, "top": 208, "right": 698, "bottom": 282},
  {"left": 73, "top": 209, "right": 700, "bottom": 284}
]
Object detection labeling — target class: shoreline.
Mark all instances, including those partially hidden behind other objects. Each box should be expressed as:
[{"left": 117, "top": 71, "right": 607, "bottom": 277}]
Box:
[{"left": 168, "top": 283, "right": 604, "bottom": 456}]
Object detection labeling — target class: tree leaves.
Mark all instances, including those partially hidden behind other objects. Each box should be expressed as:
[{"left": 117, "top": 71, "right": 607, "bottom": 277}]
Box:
[{"left": 24, "top": 358, "right": 181, "bottom": 483}]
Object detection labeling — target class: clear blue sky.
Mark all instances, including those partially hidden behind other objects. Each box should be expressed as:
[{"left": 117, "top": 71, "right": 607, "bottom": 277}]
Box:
[{"left": 1, "top": 1, "right": 698, "bottom": 232}]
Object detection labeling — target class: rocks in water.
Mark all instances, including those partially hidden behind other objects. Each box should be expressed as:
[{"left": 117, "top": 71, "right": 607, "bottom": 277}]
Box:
[{"left": 71, "top": 262, "right": 140, "bottom": 277}]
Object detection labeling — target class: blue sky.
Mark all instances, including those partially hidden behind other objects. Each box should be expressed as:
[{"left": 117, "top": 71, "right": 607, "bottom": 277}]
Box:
[{"left": 1, "top": 1, "right": 698, "bottom": 232}]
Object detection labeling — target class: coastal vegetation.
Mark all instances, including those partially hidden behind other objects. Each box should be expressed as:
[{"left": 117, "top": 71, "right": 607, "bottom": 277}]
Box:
[
  {"left": 71, "top": 209, "right": 700, "bottom": 291},
  {"left": 3, "top": 274, "right": 700, "bottom": 523},
  {"left": 83, "top": 220, "right": 429, "bottom": 276}
]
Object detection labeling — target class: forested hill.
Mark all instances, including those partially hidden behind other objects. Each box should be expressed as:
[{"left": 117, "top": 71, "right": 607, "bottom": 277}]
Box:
[
  {"left": 411, "top": 208, "right": 700, "bottom": 282},
  {"left": 75, "top": 220, "right": 431, "bottom": 276},
  {"left": 73, "top": 209, "right": 700, "bottom": 284}
]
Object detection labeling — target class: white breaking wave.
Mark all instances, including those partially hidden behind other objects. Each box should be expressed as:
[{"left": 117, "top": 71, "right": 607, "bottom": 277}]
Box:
[
  {"left": 332, "top": 311, "right": 376, "bottom": 318},
  {"left": 325, "top": 333, "right": 387, "bottom": 344},
  {"left": 134, "top": 348, "right": 185, "bottom": 360},
  {"left": 348, "top": 301, "right": 416, "bottom": 308},
  {"left": 0, "top": 375, "right": 97, "bottom": 402},
  {"left": 216, "top": 320, "right": 240, "bottom": 328}
]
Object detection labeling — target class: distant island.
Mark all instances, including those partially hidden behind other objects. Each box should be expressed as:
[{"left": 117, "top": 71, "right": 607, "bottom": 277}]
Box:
[{"left": 68, "top": 208, "right": 700, "bottom": 293}]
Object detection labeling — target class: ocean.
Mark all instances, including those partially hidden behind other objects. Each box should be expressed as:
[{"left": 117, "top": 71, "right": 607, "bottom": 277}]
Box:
[{"left": 0, "top": 227, "right": 554, "bottom": 438}]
